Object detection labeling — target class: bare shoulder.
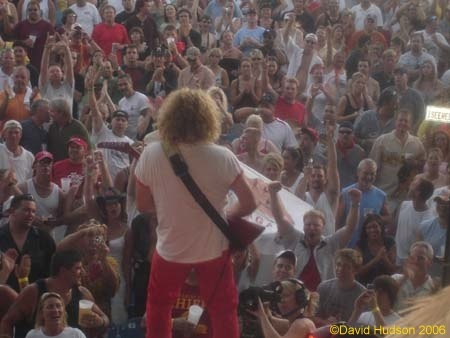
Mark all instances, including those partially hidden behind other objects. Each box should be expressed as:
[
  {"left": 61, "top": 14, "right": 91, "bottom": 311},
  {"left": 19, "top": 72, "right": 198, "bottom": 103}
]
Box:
[{"left": 289, "top": 317, "right": 316, "bottom": 337}]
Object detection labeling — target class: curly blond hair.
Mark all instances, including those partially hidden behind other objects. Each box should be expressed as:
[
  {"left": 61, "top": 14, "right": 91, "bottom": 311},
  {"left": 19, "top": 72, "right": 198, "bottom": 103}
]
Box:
[{"left": 157, "top": 89, "right": 221, "bottom": 145}]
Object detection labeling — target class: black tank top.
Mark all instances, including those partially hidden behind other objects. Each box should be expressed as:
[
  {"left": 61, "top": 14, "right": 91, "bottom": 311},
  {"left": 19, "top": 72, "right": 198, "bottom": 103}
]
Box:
[
  {"left": 342, "top": 94, "right": 369, "bottom": 124},
  {"left": 14, "top": 279, "right": 83, "bottom": 338}
]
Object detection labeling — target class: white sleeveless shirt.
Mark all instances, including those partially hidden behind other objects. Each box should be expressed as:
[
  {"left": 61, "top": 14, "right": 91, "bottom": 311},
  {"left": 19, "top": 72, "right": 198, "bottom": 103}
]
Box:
[{"left": 26, "top": 179, "right": 60, "bottom": 217}]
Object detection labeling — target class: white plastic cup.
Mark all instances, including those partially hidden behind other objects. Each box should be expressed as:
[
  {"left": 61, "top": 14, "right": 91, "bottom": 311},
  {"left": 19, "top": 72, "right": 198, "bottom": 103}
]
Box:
[
  {"left": 187, "top": 305, "right": 203, "bottom": 325},
  {"left": 61, "top": 178, "right": 71, "bottom": 193},
  {"left": 78, "top": 300, "right": 94, "bottom": 325},
  {"left": 29, "top": 35, "right": 37, "bottom": 46}
]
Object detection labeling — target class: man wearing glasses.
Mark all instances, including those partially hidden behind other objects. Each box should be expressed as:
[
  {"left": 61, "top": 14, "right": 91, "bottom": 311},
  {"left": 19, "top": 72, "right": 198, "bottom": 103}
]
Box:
[
  {"left": 0, "top": 194, "right": 56, "bottom": 292},
  {"left": 178, "top": 47, "right": 215, "bottom": 90},
  {"left": 391, "top": 241, "right": 437, "bottom": 311}
]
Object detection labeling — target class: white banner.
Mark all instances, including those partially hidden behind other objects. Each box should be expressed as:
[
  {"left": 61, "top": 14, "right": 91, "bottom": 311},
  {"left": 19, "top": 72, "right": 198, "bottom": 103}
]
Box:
[
  {"left": 236, "top": 163, "right": 312, "bottom": 234},
  {"left": 425, "top": 105, "right": 450, "bottom": 122}
]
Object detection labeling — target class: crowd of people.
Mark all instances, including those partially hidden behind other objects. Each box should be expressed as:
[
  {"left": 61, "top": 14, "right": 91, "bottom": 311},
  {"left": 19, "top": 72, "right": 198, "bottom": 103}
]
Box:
[{"left": 0, "top": 0, "right": 450, "bottom": 337}]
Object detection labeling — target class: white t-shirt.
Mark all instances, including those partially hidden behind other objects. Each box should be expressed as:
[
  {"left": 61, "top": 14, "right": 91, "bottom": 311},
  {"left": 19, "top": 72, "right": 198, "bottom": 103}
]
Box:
[
  {"left": 25, "top": 327, "right": 86, "bottom": 338},
  {"left": 118, "top": 91, "right": 150, "bottom": 140},
  {"left": 357, "top": 310, "right": 401, "bottom": 326},
  {"left": 91, "top": 123, "right": 133, "bottom": 180},
  {"left": 0, "top": 146, "right": 9, "bottom": 170},
  {"left": 396, "top": 201, "right": 434, "bottom": 263},
  {"left": 135, "top": 142, "right": 242, "bottom": 263},
  {"left": 262, "top": 118, "right": 298, "bottom": 151},
  {"left": 0, "top": 69, "right": 14, "bottom": 92},
  {"left": 351, "top": 3, "right": 383, "bottom": 31},
  {"left": 69, "top": 3, "right": 101, "bottom": 36},
  {"left": 0, "top": 144, "right": 34, "bottom": 183},
  {"left": 41, "top": 81, "right": 74, "bottom": 116},
  {"left": 285, "top": 37, "right": 323, "bottom": 80}
]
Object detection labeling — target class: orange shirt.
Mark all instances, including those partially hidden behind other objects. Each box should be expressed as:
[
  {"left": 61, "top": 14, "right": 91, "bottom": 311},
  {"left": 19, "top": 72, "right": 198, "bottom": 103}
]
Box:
[{"left": 0, "top": 90, "right": 41, "bottom": 130}]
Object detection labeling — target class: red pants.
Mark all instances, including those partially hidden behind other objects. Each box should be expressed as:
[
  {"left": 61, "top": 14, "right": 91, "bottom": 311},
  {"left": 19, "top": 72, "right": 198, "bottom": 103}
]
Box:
[{"left": 146, "top": 250, "right": 239, "bottom": 338}]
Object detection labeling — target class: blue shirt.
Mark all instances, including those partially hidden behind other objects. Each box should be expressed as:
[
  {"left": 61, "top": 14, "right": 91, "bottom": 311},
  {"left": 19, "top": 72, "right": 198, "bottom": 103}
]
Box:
[
  {"left": 342, "top": 183, "right": 386, "bottom": 248},
  {"left": 20, "top": 119, "right": 48, "bottom": 155},
  {"left": 419, "top": 217, "right": 446, "bottom": 256},
  {"left": 205, "top": 0, "right": 242, "bottom": 21},
  {"left": 233, "top": 26, "right": 265, "bottom": 56}
]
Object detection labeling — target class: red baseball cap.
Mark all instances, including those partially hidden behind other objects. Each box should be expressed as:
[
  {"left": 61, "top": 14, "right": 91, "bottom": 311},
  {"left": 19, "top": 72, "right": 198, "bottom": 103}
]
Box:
[
  {"left": 68, "top": 137, "right": 88, "bottom": 149},
  {"left": 299, "top": 127, "right": 319, "bottom": 143},
  {"left": 34, "top": 151, "right": 54, "bottom": 163}
]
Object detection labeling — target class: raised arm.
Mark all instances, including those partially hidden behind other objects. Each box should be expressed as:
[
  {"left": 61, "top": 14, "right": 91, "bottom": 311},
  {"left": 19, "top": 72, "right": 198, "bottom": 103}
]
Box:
[
  {"left": 39, "top": 34, "right": 55, "bottom": 89},
  {"left": 86, "top": 70, "right": 103, "bottom": 134},
  {"left": 325, "top": 122, "right": 339, "bottom": 208},
  {"left": 268, "top": 181, "right": 295, "bottom": 237},
  {"left": 59, "top": 34, "right": 74, "bottom": 86},
  {"left": 338, "top": 188, "right": 361, "bottom": 247},
  {"left": 283, "top": 12, "right": 295, "bottom": 46}
]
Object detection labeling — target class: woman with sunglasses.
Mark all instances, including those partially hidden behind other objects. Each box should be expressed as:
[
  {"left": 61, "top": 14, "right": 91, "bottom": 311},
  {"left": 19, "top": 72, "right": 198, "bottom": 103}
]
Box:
[
  {"left": 207, "top": 48, "right": 230, "bottom": 91},
  {"left": 25, "top": 292, "right": 86, "bottom": 338}
]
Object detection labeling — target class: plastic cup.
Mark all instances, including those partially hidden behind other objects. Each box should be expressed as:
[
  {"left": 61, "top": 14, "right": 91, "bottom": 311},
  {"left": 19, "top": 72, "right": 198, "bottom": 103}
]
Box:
[
  {"left": 187, "top": 305, "right": 203, "bottom": 325},
  {"left": 61, "top": 178, "right": 71, "bottom": 193},
  {"left": 29, "top": 35, "right": 36, "bottom": 46},
  {"left": 78, "top": 300, "right": 94, "bottom": 325}
]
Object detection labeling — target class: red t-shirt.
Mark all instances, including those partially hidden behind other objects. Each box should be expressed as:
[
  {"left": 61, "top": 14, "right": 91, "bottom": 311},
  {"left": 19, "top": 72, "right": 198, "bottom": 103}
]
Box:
[
  {"left": 171, "top": 283, "right": 212, "bottom": 338},
  {"left": 52, "top": 159, "right": 84, "bottom": 187},
  {"left": 91, "top": 23, "right": 130, "bottom": 63},
  {"left": 274, "top": 97, "right": 306, "bottom": 126}
]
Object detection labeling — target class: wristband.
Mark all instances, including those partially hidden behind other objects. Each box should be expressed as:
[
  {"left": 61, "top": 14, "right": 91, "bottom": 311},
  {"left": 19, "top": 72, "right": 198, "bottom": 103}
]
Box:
[
  {"left": 351, "top": 203, "right": 360, "bottom": 208},
  {"left": 18, "top": 277, "right": 29, "bottom": 284},
  {"left": 372, "top": 306, "right": 380, "bottom": 313}
]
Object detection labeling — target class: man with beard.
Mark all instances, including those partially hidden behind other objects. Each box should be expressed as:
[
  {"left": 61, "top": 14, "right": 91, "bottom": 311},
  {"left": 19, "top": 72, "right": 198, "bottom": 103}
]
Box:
[
  {"left": 0, "top": 250, "right": 109, "bottom": 338},
  {"left": 296, "top": 121, "right": 339, "bottom": 236},
  {"left": 117, "top": 73, "right": 153, "bottom": 140},
  {"left": 336, "top": 158, "right": 391, "bottom": 248}
]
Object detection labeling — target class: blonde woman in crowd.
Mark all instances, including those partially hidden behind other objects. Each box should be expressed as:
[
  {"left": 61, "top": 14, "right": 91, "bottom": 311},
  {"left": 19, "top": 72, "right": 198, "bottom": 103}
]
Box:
[
  {"left": 231, "top": 114, "right": 279, "bottom": 155},
  {"left": 207, "top": 48, "right": 230, "bottom": 91},
  {"left": 25, "top": 292, "right": 86, "bottom": 338}
]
